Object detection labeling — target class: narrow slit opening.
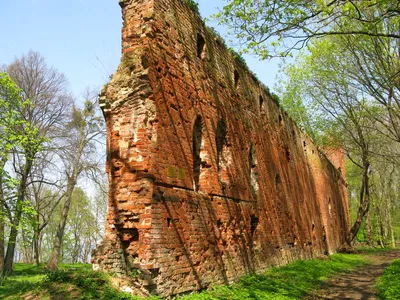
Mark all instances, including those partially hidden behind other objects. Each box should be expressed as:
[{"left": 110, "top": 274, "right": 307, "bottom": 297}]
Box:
[
  {"left": 250, "top": 215, "right": 259, "bottom": 236},
  {"left": 216, "top": 118, "right": 227, "bottom": 172},
  {"left": 193, "top": 116, "right": 202, "bottom": 191},
  {"left": 234, "top": 70, "right": 240, "bottom": 88}
]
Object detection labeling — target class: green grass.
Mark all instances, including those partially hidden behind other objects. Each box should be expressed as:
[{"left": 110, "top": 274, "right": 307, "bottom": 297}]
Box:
[
  {"left": 356, "top": 247, "right": 395, "bottom": 255},
  {"left": 0, "top": 263, "right": 159, "bottom": 300},
  {"left": 377, "top": 259, "right": 400, "bottom": 300},
  {"left": 179, "top": 253, "right": 367, "bottom": 300},
  {"left": 0, "top": 253, "right": 368, "bottom": 300},
  {"left": 0, "top": 264, "right": 46, "bottom": 299}
]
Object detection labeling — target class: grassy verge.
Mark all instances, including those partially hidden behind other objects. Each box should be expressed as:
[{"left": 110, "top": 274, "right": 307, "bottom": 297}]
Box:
[
  {"left": 377, "top": 259, "right": 400, "bottom": 300},
  {"left": 0, "top": 263, "right": 48, "bottom": 298},
  {"left": 0, "top": 253, "right": 367, "bottom": 299},
  {"left": 179, "top": 253, "right": 367, "bottom": 300},
  {"left": 0, "top": 263, "right": 158, "bottom": 300}
]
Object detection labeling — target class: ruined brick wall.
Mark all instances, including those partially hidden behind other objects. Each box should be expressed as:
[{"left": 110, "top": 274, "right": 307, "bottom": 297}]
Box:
[{"left": 93, "top": 0, "right": 350, "bottom": 296}]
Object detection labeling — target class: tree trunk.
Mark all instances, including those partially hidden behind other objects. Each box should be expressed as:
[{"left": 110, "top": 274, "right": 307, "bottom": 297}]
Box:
[
  {"left": 47, "top": 178, "right": 76, "bottom": 270},
  {"left": 32, "top": 209, "right": 46, "bottom": 267},
  {"left": 346, "top": 160, "right": 370, "bottom": 246},
  {"left": 21, "top": 231, "right": 32, "bottom": 263},
  {"left": 0, "top": 220, "right": 3, "bottom": 274},
  {"left": 366, "top": 210, "right": 373, "bottom": 246},
  {"left": 3, "top": 160, "right": 32, "bottom": 274},
  {"left": 380, "top": 167, "right": 395, "bottom": 248},
  {"left": 33, "top": 228, "right": 41, "bottom": 266},
  {"left": 0, "top": 158, "right": 6, "bottom": 273},
  {"left": 72, "top": 231, "right": 80, "bottom": 263},
  {"left": 389, "top": 224, "right": 396, "bottom": 249},
  {"left": 4, "top": 225, "right": 18, "bottom": 274},
  {"left": 0, "top": 179, "right": 4, "bottom": 273},
  {"left": 387, "top": 201, "right": 396, "bottom": 248}
]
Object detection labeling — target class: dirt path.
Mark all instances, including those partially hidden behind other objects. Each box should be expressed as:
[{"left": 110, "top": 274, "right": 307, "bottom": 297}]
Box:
[{"left": 304, "top": 250, "right": 400, "bottom": 300}]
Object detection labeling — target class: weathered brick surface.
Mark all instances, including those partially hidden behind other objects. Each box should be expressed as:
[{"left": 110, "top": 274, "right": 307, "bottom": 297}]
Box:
[{"left": 93, "top": 0, "right": 350, "bottom": 296}]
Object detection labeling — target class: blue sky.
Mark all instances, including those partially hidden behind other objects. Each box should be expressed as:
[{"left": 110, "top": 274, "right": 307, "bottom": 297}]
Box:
[{"left": 0, "top": 0, "right": 279, "bottom": 101}]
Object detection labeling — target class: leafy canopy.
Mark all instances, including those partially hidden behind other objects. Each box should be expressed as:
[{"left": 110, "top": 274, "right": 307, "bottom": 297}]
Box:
[
  {"left": 216, "top": 0, "right": 400, "bottom": 58},
  {"left": 0, "top": 72, "right": 26, "bottom": 156}
]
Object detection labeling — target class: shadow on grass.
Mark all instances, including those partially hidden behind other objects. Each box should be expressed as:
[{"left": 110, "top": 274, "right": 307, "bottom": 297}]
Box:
[
  {"left": 0, "top": 279, "right": 39, "bottom": 299},
  {"left": 0, "top": 254, "right": 369, "bottom": 299},
  {"left": 0, "top": 263, "right": 156, "bottom": 300},
  {"left": 0, "top": 264, "right": 46, "bottom": 298},
  {"left": 179, "top": 253, "right": 367, "bottom": 300}
]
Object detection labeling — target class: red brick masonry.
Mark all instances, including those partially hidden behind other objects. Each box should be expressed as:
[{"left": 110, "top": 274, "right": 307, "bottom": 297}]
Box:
[{"left": 92, "top": 0, "right": 350, "bottom": 296}]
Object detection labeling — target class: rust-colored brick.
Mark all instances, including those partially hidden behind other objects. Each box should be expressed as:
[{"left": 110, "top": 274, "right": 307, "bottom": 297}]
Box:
[{"left": 92, "top": 0, "right": 350, "bottom": 296}]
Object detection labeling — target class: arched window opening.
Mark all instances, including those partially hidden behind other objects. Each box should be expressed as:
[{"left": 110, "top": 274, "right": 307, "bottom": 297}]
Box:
[
  {"left": 249, "top": 143, "right": 259, "bottom": 192},
  {"left": 285, "top": 145, "right": 292, "bottom": 161},
  {"left": 141, "top": 55, "right": 149, "bottom": 69},
  {"left": 328, "top": 197, "right": 332, "bottom": 217},
  {"left": 259, "top": 95, "right": 264, "bottom": 112},
  {"left": 275, "top": 173, "right": 281, "bottom": 185},
  {"left": 197, "top": 33, "right": 206, "bottom": 59},
  {"left": 234, "top": 70, "right": 240, "bottom": 89},
  {"left": 216, "top": 118, "right": 227, "bottom": 172},
  {"left": 193, "top": 116, "right": 203, "bottom": 191},
  {"left": 250, "top": 215, "right": 259, "bottom": 236}
]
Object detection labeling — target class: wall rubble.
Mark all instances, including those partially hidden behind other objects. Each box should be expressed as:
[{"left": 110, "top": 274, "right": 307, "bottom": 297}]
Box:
[{"left": 93, "top": 0, "right": 350, "bottom": 297}]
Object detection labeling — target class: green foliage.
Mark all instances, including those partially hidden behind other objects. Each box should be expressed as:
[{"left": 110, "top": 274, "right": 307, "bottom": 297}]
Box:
[
  {"left": 228, "top": 48, "right": 248, "bottom": 69},
  {"left": 0, "top": 279, "right": 39, "bottom": 299},
  {"left": 275, "top": 59, "right": 323, "bottom": 143},
  {"left": 377, "top": 259, "right": 400, "bottom": 299},
  {"left": 184, "top": 0, "right": 199, "bottom": 15},
  {"left": 44, "top": 269, "right": 71, "bottom": 283},
  {"left": 216, "top": 0, "right": 400, "bottom": 58},
  {"left": 0, "top": 74, "right": 46, "bottom": 161},
  {"left": 0, "top": 263, "right": 151, "bottom": 300},
  {"left": 0, "top": 72, "right": 44, "bottom": 254},
  {"left": 277, "top": 28, "right": 400, "bottom": 244},
  {"left": 0, "top": 72, "right": 25, "bottom": 158},
  {"left": 270, "top": 93, "right": 281, "bottom": 104},
  {"left": 61, "top": 188, "right": 97, "bottom": 263},
  {"left": 0, "top": 264, "right": 45, "bottom": 298},
  {"left": 205, "top": 26, "right": 226, "bottom": 47},
  {"left": 0, "top": 254, "right": 367, "bottom": 299},
  {"left": 129, "top": 268, "right": 140, "bottom": 279},
  {"left": 178, "top": 253, "right": 366, "bottom": 299}
]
